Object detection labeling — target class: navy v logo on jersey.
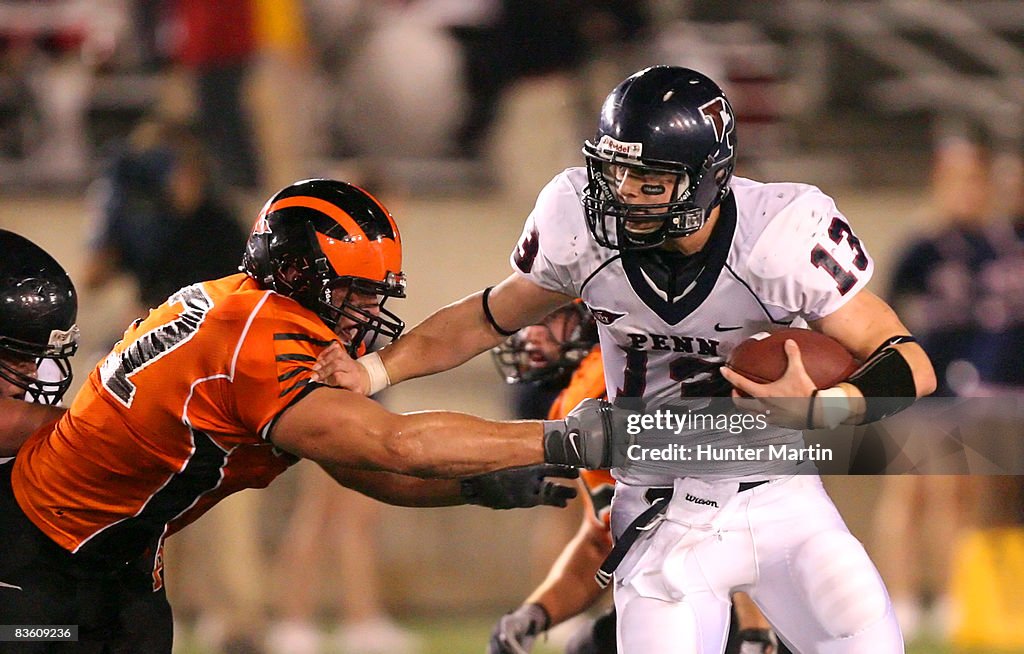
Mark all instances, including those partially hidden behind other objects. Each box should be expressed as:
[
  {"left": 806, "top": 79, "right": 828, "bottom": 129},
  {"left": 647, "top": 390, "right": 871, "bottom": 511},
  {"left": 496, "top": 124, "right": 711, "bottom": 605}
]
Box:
[{"left": 620, "top": 194, "right": 737, "bottom": 325}]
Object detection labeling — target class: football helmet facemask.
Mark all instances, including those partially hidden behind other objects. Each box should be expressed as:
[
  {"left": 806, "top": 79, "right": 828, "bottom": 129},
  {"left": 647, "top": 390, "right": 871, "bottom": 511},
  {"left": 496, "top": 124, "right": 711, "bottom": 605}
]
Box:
[
  {"left": 583, "top": 65, "right": 737, "bottom": 250},
  {"left": 492, "top": 301, "right": 598, "bottom": 385},
  {"left": 241, "top": 179, "right": 406, "bottom": 356},
  {"left": 0, "top": 230, "right": 79, "bottom": 404}
]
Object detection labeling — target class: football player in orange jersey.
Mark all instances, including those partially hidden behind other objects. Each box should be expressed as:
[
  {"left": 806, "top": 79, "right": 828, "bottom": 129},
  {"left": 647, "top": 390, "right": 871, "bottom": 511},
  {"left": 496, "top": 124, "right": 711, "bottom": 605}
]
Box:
[
  {"left": 0, "top": 230, "right": 78, "bottom": 457},
  {"left": 0, "top": 179, "right": 613, "bottom": 652},
  {"left": 487, "top": 304, "right": 783, "bottom": 654}
]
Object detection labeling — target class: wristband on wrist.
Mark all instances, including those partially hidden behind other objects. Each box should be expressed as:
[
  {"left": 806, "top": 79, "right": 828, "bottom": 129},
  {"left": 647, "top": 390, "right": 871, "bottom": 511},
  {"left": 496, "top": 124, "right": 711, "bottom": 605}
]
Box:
[
  {"left": 846, "top": 344, "right": 918, "bottom": 422},
  {"left": 357, "top": 352, "right": 391, "bottom": 396}
]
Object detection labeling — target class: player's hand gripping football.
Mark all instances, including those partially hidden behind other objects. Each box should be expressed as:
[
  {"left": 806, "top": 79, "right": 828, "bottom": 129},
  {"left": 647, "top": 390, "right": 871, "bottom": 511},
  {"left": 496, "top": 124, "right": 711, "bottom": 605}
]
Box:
[
  {"left": 310, "top": 341, "right": 372, "bottom": 394},
  {"left": 720, "top": 339, "right": 817, "bottom": 429},
  {"left": 460, "top": 464, "right": 578, "bottom": 509},
  {"left": 488, "top": 603, "right": 549, "bottom": 654}
]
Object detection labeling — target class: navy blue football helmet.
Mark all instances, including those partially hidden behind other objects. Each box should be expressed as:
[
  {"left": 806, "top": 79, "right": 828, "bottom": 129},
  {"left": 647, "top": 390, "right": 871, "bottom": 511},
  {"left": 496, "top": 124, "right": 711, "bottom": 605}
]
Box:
[
  {"left": 0, "top": 230, "right": 79, "bottom": 404},
  {"left": 582, "top": 66, "right": 737, "bottom": 250}
]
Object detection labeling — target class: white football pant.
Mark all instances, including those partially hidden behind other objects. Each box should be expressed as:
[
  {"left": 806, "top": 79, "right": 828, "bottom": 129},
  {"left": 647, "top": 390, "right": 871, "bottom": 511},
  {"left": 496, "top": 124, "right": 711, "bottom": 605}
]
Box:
[{"left": 611, "top": 475, "right": 903, "bottom": 653}]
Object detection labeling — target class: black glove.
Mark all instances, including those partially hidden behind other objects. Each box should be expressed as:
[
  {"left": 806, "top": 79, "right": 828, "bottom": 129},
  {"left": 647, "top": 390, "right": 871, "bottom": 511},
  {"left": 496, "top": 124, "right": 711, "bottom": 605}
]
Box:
[
  {"left": 488, "top": 603, "right": 550, "bottom": 654},
  {"left": 460, "top": 464, "right": 579, "bottom": 509},
  {"left": 542, "top": 398, "right": 628, "bottom": 468},
  {"left": 737, "top": 628, "right": 777, "bottom": 654}
]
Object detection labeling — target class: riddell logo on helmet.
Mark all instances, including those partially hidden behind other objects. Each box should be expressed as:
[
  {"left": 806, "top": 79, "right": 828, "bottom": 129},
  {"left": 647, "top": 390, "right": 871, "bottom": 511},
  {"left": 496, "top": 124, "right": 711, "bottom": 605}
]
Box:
[{"left": 597, "top": 135, "right": 642, "bottom": 159}]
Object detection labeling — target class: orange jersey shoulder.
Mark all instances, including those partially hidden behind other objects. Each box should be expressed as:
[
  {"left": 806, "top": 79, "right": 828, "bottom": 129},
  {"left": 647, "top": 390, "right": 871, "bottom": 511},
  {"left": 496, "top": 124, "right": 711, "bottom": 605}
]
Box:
[{"left": 13, "top": 274, "right": 338, "bottom": 556}]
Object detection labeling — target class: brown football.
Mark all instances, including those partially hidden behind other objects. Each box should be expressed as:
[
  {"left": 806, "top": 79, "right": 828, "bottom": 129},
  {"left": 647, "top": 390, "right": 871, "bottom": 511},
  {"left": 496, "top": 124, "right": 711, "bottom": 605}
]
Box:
[{"left": 726, "top": 328, "right": 859, "bottom": 389}]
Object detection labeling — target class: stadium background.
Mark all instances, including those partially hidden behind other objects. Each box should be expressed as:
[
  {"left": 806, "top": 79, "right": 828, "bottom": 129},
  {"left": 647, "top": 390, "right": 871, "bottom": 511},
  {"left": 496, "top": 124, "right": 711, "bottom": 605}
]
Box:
[{"left": 0, "top": 1, "right": 1021, "bottom": 652}]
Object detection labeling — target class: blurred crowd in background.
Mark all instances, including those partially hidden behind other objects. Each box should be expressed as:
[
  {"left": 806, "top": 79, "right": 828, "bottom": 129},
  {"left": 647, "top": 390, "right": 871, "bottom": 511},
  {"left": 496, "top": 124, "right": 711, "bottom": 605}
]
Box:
[{"left": 1, "top": 1, "right": 1024, "bottom": 653}]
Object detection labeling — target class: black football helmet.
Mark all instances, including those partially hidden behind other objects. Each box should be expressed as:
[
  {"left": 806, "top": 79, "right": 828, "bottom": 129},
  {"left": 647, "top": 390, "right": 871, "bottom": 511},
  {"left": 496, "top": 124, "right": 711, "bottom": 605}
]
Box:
[
  {"left": 0, "top": 230, "right": 79, "bottom": 404},
  {"left": 241, "top": 179, "right": 406, "bottom": 355},
  {"left": 492, "top": 301, "right": 598, "bottom": 385},
  {"left": 582, "top": 66, "right": 737, "bottom": 250}
]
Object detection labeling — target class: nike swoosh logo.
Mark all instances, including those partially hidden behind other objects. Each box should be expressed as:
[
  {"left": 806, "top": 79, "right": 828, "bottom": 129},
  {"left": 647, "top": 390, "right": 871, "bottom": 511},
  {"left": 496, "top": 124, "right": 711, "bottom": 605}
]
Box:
[
  {"left": 714, "top": 323, "right": 743, "bottom": 332},
  {"left": 568, "top": 431, "right": 582, "bottom": 462},
  {"left": 0, "top": 581, "right": 23, "bottom": 591}
]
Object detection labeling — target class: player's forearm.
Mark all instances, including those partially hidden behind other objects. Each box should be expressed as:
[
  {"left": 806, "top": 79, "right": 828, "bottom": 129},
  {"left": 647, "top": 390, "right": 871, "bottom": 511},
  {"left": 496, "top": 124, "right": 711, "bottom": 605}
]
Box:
[
  {"left": 732, "top": 591, "right": 772, "bottom": 630},
  {"left": 382, "top": 291, "right": 505, "bottom": 384},
  {"left": 526, "top": 520, "right": 611, "bottom": 626},
  {"left": 0, "top": 399, "right": 65, "bottom": 457},
  {"left": 378, "top": 412, "right": 544, "bottom": 478},
  {"left": 320, "top": 464, "right": 465, "bottom": 507},
  {"left": 275, "top": 388, "right": 554, "bottom": 477}
]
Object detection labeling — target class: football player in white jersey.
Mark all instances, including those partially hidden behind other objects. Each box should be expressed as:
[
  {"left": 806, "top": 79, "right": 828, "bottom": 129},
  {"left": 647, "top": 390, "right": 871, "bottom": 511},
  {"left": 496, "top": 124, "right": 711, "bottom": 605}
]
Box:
[{"left": 320, "top": 66, "right": 936, "bottom": 653}]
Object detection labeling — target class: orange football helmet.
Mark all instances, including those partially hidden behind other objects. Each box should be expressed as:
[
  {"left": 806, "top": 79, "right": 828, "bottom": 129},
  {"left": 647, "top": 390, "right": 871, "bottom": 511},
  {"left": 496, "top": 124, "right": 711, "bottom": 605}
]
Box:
[{"left": 242, "top": 179, "right": 406, "bottom": 354}]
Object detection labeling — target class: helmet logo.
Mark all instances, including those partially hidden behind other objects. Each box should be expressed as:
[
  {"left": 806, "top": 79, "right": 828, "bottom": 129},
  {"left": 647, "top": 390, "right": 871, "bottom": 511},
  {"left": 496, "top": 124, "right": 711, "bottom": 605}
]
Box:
[
  {"left": 698, "top": 97, "right": 735, "bottom": 159},
  {"left": 252, "top": 215, "right": 271, "bottom": 235},
  {"left": 48, "top": 325, "right": 80, "bottom": 350},
  {"left": 597, "top": 135, "right": 643, "bottom": 160}
]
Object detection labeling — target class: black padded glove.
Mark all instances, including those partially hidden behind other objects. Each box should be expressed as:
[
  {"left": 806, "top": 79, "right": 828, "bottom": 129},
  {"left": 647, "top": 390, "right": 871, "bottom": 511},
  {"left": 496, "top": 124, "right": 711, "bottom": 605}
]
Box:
[{"left": 461, "top": 464, "right": 579, "bottom": 509}]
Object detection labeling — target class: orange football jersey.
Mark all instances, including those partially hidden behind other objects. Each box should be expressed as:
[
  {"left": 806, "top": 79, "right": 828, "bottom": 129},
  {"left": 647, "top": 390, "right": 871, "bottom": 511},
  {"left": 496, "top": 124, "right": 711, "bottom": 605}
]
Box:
[
  {"left": 546, "top": 347, "right": 614, "bottom": 532},
  {"left": 12, "top": 274, "right": 336, "bottom": 561}
]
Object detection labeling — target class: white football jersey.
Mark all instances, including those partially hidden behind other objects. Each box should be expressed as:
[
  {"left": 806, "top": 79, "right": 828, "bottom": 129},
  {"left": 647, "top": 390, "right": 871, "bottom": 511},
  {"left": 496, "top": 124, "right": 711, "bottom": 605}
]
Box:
[{"left": 510, "top": 168, "right": 874, "bottom": 483}]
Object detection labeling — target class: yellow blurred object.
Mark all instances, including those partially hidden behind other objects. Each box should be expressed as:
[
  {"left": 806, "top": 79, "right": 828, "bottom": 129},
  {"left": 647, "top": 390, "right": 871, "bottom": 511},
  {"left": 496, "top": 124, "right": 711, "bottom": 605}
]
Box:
[
  {"left": 253, "top": 0, "right": 308, "bottom": 57},
  {"left": 950, "top": 527, "right": 1024, "bottom": 649}
]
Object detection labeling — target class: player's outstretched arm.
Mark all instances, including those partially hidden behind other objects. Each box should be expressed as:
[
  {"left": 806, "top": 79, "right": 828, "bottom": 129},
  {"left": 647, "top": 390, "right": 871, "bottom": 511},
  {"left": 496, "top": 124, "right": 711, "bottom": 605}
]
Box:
[
  {"left": 348, "top": 275, "right": 570, "bottom": 395},
  {"left": 524, "top": 513, "right": 611, "bottom": 624},
  {"left": 320, "top": 462, "right": 578, "bottom": 509},
  {"left": 270, "top": 388, "right": 616, "bottom": 478},
  {"left": 319, "top": 463, "right": 464, "bottom": 506},
  {"left": 489, "top": 513, "right": 610, "bottom": 653},
  {"left": 272, "top": 386, "right": 542, "bottom": 477},
  {"left": 0, "top": 398, "right": 66, "bottom": 457}
]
